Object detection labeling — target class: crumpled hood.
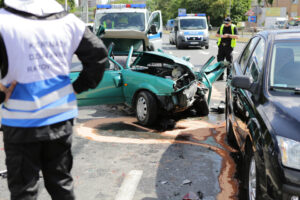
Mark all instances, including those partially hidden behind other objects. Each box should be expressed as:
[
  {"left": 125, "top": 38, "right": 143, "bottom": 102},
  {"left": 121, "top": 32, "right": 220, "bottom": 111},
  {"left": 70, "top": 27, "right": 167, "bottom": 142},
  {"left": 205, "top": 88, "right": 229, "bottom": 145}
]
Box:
[
  {"left": 5, "top": 0, "right": 64, "bottom": 16},
  {"left": 263, "top": 95, "right": 300, "bottom": 142}
]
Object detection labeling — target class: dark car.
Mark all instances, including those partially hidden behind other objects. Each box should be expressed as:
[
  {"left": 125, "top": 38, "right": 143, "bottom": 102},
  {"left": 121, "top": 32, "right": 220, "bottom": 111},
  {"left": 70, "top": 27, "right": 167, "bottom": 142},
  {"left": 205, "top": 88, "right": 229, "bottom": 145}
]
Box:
[{"left": 226, "top": 30, "right": 300, "bottom": 200}]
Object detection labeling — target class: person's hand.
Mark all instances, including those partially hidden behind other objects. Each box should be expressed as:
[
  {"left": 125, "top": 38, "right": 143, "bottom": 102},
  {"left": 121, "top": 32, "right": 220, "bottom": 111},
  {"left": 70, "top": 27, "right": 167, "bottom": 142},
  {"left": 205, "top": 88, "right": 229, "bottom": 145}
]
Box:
[
  {"left": 0, "top": 81, "right": 17, "bottom": 102},
  {"left": 223, "top": 34, "right": 230, "bottom": 38}
]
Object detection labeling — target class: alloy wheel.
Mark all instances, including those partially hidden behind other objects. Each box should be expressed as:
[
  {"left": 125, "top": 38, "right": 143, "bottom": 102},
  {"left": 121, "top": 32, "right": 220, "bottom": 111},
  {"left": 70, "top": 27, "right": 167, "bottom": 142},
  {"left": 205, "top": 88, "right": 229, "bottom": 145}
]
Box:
[
  {"left": 248, "top": 157, "right": 256, "bottom": 200},
  {"left": 136, "top": 96, "right": 147, "bottom": 121}
]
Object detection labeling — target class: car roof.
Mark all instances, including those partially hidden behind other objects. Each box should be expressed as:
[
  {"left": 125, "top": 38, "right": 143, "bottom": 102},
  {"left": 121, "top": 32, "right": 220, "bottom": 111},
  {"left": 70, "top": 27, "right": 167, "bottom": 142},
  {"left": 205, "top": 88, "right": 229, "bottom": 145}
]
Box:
[
  {"left": 96, "top": 8, "right": 147, "bottom": 14},
  {"left": 257, "top": 30, "right": 300, "bottom": 41}
]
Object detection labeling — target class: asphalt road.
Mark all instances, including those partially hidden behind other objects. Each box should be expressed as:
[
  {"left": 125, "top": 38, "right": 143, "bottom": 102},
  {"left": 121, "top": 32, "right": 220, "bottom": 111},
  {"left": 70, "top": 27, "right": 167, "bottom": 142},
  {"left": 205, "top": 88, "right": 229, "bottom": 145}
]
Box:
[{"left": 0, "top": 35, "right": 246, "bottom": 200}]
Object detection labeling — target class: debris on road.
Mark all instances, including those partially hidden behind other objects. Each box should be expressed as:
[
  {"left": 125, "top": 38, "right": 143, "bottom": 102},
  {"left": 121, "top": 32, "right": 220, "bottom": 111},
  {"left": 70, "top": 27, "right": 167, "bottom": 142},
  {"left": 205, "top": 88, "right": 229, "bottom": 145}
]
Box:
[
  {"left": 0, "top": 170, "right": 7, "bottom": 178},
  {"left": 182, "top": 179, "right": 192, "bottom": 185},
  {"left": 211, "top": 101, "right": 225, "bottom": 114},
  {"left": 160, "top": 181, "right": 168, "bottom": 184},
  {"left": 182, "top": 191, "right": 200, "bottom": 200}
]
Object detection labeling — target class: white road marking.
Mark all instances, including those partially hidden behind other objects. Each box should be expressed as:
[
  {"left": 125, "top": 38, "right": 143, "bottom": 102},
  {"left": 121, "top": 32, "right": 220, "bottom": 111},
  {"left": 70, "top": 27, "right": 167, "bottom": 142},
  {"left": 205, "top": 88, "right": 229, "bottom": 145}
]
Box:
[
  {"left": 233, "top": 51, "right": 239, "bottom": 54},
  {"left": 168, "top": 51, "right": 173, "bottom": 54},
  {"left": 200, "top": 51, "right": 210, "bottom": 55},
  {"left": 114, "top": 170, "right": 143, "bottom": 200}
]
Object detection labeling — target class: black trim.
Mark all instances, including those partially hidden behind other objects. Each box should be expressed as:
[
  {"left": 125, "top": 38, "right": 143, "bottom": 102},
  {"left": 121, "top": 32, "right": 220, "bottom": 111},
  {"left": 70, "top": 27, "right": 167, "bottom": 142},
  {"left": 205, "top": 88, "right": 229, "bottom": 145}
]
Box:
[{"left": 0, "top": 33, "right": 8, "bottom": 78}]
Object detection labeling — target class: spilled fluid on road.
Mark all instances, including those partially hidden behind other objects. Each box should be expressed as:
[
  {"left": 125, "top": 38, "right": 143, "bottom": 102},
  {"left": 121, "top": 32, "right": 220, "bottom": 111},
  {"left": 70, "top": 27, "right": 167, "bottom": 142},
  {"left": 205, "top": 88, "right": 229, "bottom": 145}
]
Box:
[{"left": 75, "top": 117, "right": 239, "bottom": 199}]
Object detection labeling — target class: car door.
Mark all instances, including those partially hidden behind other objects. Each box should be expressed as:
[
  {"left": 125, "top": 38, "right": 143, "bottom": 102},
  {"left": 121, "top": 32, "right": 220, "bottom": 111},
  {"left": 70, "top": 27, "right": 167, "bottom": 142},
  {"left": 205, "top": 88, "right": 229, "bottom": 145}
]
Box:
[
  {"left": 233, "top": 37, "right": 266, "bottom": 149},
  {"left": 229, "top": 36, "right": 261, "bottom": 147},
  {"left": 69, "top": 56, "right": 125, "bottom": 106},
  {"left": 147, "top": 10, "right": 163, "bottom": 51}
]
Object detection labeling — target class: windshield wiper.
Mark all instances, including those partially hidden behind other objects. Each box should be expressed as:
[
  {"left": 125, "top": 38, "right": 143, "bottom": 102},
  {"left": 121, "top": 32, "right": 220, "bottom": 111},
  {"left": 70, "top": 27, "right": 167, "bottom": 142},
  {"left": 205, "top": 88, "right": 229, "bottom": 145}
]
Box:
[{"left": 270, "top": 86, "right": 300, "bottom": 94}]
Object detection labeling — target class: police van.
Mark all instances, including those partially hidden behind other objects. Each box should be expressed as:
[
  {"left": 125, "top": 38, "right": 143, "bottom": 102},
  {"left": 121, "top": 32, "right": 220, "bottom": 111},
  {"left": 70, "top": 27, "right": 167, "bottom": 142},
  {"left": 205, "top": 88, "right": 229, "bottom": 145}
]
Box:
[
  {"left": 174, "top": 14, "right": 209, "bottom": 49},
  {"left": 94, "top": 4, "right": 162, "bottom": 51}
]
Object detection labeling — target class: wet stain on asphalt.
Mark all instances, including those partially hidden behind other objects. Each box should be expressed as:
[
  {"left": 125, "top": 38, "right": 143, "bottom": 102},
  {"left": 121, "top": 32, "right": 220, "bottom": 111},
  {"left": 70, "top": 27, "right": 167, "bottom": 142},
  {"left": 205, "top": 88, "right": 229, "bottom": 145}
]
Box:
[{"left": 75, "top": 117, "right": 239, "bottom": 199}]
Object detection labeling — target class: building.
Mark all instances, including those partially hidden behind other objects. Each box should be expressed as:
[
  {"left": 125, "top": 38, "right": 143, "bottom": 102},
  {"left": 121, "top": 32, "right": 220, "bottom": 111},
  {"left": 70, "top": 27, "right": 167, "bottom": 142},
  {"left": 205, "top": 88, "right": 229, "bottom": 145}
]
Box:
[{"left": 272, "top": 0, "right": 299, "bottom": 18}]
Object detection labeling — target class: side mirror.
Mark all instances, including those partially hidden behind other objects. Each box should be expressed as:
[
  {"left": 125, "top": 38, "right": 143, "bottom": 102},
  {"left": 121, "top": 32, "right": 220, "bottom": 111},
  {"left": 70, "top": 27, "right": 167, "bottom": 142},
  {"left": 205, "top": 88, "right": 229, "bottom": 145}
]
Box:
[
  {"left": 174, "top": 26, "right": 178, "bottom": 31},
  {"left": 96, "top": 25, "right": 106, "bottom": 37},
  {"left": 231, "top": 75, "right": 257, "bottom": 93},
  {"left": 149, "top": 24, "right": 157, "bottom": 34}
]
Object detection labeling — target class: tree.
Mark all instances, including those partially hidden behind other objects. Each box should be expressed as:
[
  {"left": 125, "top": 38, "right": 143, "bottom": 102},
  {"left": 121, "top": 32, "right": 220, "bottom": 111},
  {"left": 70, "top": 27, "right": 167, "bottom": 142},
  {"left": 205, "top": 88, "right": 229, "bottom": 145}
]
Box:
[
  {"left": 230, "top": 0, "right": 251, "bottom": 24},
  {"left": 258, "top": 0, "right": 273, "bottom": 7}
]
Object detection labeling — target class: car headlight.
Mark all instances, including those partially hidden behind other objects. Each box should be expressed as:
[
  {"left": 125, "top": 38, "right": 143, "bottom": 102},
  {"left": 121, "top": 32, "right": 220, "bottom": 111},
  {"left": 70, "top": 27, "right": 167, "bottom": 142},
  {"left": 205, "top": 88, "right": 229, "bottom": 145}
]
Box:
[
  {"left": 179, "top": 31, "right": 184, "bottom": 36},
  {"left": 277, "top": 136, "right": 300, "bottom": 170}
]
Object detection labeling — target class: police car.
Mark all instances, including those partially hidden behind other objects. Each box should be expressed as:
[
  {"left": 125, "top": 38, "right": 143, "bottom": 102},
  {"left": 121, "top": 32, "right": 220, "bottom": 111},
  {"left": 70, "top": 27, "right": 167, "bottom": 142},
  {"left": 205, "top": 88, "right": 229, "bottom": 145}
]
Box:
[
  {"left": 173, "top": 14, "right": 209, "bottom": 49},
  {"left": 94, "top": 4, "right": 162, "bottom": 51}
]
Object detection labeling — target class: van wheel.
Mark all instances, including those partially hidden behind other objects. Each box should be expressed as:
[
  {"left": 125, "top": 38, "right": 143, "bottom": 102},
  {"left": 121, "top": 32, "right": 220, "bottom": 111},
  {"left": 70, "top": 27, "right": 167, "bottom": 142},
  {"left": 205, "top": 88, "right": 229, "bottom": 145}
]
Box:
[
  {"left": 136, "top": 91, "right": 158, "bottom": 125},
  {"left": 205, "top": 45, "right": 209, "bottom": 49}
]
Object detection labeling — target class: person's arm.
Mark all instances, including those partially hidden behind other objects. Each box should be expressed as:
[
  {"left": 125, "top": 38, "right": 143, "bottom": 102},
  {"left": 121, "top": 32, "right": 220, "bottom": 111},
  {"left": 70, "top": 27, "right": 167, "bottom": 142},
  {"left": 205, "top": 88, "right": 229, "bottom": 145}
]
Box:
[
  {"left": 215, "top": 27, "right": 221, "bottom": 38},
  {"left": 72, "top": 28, "right": 108, "bottom": 94}
]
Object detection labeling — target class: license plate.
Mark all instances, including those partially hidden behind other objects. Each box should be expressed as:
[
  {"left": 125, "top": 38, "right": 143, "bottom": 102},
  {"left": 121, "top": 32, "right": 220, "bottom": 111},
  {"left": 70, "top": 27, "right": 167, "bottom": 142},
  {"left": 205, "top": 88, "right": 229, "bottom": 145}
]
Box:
[{"left": 190, "top": 42, "right": 199, "bottom": 45}]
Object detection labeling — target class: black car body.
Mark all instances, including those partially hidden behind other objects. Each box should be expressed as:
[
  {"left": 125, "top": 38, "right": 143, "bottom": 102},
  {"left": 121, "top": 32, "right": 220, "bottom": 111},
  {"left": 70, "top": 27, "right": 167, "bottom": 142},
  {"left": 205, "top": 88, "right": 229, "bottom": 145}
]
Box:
[{"left": 226, "top": 30, "right": 300, "bottom": 200}]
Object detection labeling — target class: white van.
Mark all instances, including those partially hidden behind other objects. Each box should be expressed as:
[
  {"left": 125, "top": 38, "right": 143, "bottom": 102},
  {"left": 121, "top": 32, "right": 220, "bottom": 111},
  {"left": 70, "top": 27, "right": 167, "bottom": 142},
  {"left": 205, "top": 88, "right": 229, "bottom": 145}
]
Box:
[
  {"left": 94, "top": 4, "right": 162, "bottom": 51},
  {"left": 174, "top": 14, "right": 209, "bottom": 49}
]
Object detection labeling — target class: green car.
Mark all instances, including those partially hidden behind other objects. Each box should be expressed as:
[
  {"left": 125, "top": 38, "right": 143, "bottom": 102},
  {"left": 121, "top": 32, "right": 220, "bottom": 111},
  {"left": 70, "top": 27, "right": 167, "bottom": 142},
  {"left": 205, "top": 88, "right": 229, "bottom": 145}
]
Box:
[{"left": 70, "top": 30, "right": 227, "bottom": 125}]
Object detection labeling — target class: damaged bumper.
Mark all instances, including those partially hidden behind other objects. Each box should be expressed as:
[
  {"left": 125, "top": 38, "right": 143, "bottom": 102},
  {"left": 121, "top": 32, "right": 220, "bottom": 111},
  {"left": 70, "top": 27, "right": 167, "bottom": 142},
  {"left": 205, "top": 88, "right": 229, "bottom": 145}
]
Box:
[{"left": 157, "top": 82, "right": 198, "bottom": 112}]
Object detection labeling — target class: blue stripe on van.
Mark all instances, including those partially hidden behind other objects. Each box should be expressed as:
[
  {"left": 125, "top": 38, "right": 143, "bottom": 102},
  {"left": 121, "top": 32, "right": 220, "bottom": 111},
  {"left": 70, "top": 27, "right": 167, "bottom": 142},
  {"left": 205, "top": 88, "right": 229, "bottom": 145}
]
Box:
[{"left": 148, "top": 32, "right": 162, "bottom": 39}]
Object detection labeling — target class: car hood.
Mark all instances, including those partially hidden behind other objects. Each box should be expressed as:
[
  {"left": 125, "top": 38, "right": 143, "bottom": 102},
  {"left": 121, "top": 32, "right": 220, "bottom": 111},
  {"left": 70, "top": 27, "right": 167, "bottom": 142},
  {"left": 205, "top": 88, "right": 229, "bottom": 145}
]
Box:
[
  {"left": 135, "top": 51, "right": 195, "bottom": 73},
  {"left": 103, "top": 30, "right": 149, "bottom": 51},
  {"left": 263, "top": 95, "right": 300, "bottom": 142}
]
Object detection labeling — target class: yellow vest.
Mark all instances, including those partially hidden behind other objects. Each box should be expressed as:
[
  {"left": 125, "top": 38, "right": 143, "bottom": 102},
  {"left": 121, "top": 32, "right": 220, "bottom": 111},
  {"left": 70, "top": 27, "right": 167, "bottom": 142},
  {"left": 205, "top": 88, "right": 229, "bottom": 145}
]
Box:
[
  {"left": 103, "top": 21, "right": 114, "bottom": 29},
  {"left": 217, "top": 24, "right": 236, "bottom": 47}
]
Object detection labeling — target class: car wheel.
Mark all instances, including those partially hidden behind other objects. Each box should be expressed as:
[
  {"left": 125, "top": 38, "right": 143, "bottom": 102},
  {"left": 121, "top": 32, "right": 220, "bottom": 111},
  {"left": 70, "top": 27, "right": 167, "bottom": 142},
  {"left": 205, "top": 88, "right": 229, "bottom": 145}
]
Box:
[
  {"left": 193, "top": 96, "right": 209, "bottom": 116},
  {"left": 176, "top": 41, "right": 182, "bottom": 49},
  {"left": 136, "top": 91, "right": 158, "bottom": 126},
  {"left": 245, "top": 146, "right": 259, "bottom": 200},
  {"left": 205, "top": 45, "right": 209, "bottom": 49}
]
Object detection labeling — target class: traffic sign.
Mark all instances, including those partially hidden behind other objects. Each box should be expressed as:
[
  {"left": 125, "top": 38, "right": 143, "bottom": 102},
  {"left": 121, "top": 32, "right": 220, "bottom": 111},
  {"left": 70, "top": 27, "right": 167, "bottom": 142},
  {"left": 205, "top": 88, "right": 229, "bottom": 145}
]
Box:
[{"left": 248, "top": 16, "right": 256, "bottom": 23}]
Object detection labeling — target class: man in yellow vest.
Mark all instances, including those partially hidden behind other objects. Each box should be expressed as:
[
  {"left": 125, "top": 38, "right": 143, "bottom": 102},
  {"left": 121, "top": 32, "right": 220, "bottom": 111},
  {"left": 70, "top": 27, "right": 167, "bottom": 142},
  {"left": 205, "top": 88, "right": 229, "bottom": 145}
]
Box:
[
  {"left": 216, "top": 17, "right": 239, "bottom": 80},
  {"left": 103, "top": 17, "right": 114, "bottom": 29}
]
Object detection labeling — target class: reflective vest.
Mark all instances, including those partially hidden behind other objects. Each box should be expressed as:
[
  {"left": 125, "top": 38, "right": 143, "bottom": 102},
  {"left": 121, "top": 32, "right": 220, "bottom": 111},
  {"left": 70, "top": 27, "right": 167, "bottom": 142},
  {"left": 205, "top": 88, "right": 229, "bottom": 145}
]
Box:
[
  {"left": 103, "top": 21, "right": 114, "bottom": 29},
  {"left": 217, "top": 24, "right": 237, "bottom": 47},
  {"left": 0, "top": 9, "right": 86, "bottom": 127}
]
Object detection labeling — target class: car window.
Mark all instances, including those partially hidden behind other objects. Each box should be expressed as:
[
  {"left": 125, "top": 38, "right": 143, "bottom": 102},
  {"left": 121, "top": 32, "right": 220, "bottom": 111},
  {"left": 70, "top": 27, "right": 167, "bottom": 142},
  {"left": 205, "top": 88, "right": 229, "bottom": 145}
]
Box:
[
  {"left": 244, "top": 38, "right": 265, "bottom": 81},
  {"left": 239, "top": 37, "right": 260, "bottom": 72},
  {"left": 270, "top": 41, "right": 300, "bottom": 88}
]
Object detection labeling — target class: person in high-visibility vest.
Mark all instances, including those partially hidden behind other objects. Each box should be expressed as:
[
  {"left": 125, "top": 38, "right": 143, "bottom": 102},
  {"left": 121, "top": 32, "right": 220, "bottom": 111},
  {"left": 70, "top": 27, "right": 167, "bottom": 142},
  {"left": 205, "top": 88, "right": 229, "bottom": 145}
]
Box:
[
  {"left": 103, "top": 18, "right": 114, "bottom": 29},
  {"left": 216, "top": 17, "right": 239, "bottom": 80}
]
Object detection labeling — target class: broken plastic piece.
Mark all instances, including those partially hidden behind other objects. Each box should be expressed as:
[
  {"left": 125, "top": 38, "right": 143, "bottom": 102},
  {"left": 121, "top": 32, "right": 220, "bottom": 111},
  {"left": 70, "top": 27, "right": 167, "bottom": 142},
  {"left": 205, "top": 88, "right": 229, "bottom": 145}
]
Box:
[{"left": 182, "top": 191, "right": 199, "bottom": 200}]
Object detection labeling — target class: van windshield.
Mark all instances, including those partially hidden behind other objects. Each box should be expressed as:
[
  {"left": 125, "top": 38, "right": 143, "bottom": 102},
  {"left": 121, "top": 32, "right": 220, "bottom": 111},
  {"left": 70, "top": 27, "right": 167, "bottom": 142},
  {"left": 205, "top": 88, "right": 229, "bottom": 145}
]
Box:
[
  {"left": 95, "top": 12, "right": 145, "bottom": 31},
  {"left": 179, "top": 18, "right": 206, "bottom": 30}
]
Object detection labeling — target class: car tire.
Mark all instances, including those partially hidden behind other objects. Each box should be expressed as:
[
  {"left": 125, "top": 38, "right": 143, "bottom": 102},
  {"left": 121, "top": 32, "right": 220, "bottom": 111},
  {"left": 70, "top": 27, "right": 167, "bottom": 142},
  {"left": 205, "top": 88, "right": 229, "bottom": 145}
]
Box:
[
  {"left": 205, "top": 45, "right": 209, "bottom": 49},
  {"left": 136, "top": 91, "right": 158, "bottom": 126},
  {"left": 245, "top": 145, "right": 259, "bottom": 200},
  {"left": 176, "top": 41, "right": 182, "bottom": 49},
  {"left": 193, "top": 96, "right": 209, "bottom": 116}
]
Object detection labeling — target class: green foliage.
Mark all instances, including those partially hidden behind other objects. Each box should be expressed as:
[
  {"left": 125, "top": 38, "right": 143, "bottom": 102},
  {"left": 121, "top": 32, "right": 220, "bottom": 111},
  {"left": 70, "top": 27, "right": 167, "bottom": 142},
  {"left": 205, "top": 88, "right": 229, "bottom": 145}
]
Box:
[
  {"left": 258, "top": 0, "right": 273, "bottom": 6},
  {"left": 56, "top": 0, "right": 76, "bottom": 12},
  {"left": 230, "top": 0, "right": 251, "bottom": 24},
  {"left": 0, "top": 0, "right": 4, "bottom": 8},
  {"left": 148, "top": 0, "right": 252, "bottom": 27}
]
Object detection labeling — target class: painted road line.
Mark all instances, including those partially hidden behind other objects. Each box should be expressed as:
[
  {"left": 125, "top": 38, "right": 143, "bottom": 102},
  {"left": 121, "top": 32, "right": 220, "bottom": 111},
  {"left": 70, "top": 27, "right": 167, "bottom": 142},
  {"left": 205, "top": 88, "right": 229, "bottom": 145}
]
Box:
[
  {"left": 168, "top": 51, "right": 173, "bottom": 54},
  {"left": 114, "top": 170, "right": 143, "bottom": 200},
  {"left": 233, "top": 51, "right": 239, "bottom": 54},
  {"left": 200, "top": 51, "right": 210, "bottom": 55}
]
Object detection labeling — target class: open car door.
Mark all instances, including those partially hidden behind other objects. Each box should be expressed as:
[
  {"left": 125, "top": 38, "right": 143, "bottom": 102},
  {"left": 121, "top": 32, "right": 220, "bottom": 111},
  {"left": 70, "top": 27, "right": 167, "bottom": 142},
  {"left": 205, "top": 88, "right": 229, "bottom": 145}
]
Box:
[{"left": 147, "top": 10, "right": 163, "bottom": 51}]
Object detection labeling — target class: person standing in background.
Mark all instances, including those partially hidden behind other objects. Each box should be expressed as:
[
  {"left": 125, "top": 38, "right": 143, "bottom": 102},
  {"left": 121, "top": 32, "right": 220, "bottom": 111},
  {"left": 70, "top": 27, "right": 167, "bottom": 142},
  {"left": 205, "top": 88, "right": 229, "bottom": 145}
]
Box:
[
  {"left": 0, "top": 0, "right": 108, "bottom": 199},
  {"left": 216, "top": 17, "right": 239, "bottom": 80}
]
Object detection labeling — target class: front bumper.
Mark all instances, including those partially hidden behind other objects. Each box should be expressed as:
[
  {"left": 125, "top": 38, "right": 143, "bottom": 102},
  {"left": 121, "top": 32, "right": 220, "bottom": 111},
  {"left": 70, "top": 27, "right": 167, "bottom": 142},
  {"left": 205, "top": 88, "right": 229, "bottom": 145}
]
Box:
[
  {"left": 282, "top": 167, "right": 300, "bottom": 199},
  {"left": 178, "top": 36, "right": 209, "bottom": 46}
]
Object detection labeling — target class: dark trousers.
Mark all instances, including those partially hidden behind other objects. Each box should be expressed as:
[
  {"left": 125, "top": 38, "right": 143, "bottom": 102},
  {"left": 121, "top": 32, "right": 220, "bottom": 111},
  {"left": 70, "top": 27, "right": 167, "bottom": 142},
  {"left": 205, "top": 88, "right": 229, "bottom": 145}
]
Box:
[
  {"left": 217, "top": 45, "right": 233, "bottom": 78},
  {"left": 4, "top": 134, "right": 75, "bottom": 200}
]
